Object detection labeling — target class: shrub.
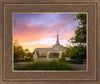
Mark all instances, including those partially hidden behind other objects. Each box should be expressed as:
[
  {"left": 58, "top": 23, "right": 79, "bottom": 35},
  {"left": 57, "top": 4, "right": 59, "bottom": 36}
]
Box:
[
  {"left": 59, "top": 57, "right": 66, "bottom": 62},
  {"left": 64, "top": 45, "right": 86, "bottom": 64}
]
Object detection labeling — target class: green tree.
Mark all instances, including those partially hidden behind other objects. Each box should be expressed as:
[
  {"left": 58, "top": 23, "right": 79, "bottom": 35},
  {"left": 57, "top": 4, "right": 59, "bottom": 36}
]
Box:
[
  {"left": 63, "top": 14, "right": 87, "bottom": 64},
  {"left": 66, "top": 46, "right": 86, "bottom": 64},
  {"left": 71, "top": 14, "right": 87, "bottom": 44}
]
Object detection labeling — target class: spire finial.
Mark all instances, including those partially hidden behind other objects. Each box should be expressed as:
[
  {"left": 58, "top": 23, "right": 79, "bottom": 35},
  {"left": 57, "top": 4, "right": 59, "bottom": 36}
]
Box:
[{"left": 56, "top": 31, "right": 59, "bottom": 44}]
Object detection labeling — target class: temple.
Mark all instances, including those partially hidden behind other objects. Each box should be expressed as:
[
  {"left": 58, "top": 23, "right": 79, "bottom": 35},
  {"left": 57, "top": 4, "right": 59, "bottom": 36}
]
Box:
[{"left": 33, "top": 32, "right": 64, "bottom": 60}]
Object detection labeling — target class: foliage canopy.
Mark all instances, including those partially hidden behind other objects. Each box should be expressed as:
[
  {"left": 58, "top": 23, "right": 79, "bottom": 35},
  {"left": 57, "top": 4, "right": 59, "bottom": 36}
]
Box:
[
  {"left": 71, "top": 14, "right": 87, "bottom": 44},
  {"left": 14, "top": 40, "right": 33, "bottom": 62}
]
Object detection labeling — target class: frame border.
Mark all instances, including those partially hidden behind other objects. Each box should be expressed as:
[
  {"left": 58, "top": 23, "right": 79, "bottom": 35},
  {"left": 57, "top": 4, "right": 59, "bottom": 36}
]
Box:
[{"left": 0, "top": 0, "right": 99, "bottom": 84}]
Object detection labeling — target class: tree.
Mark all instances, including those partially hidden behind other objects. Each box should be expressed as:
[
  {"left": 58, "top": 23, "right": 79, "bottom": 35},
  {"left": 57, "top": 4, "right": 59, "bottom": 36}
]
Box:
[
  {"left": 14, "top": 40, "right": 33, "bottom": 62},
  {"left": 14, "top": 40, "right": 25, "bottom": 62},
  {"left": 71, "top": 14, "right": 87, "bottom": 44},
  {"left": 65, "top": 46, "right": 86, "bottom": 64},
  {"left": 63, "top": 14, "right": 87, "bottom": 64}
]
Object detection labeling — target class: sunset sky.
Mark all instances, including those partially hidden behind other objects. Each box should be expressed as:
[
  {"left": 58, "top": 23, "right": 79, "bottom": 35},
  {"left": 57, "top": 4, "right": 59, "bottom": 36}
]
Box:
[{"left": 13, "top": 13, "right": 79, "bottom": 52}]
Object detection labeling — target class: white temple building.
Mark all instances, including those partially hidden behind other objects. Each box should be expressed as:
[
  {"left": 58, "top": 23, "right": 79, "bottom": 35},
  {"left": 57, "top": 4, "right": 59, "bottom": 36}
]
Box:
[{"left": 33, "top": 33, "right": 64, "bottom": 60}]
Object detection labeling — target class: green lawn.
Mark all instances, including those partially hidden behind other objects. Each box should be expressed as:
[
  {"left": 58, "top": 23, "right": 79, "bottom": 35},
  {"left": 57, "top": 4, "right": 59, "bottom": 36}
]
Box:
[{"left": 14, "top": 59, "right": 77, "bottom": 70}]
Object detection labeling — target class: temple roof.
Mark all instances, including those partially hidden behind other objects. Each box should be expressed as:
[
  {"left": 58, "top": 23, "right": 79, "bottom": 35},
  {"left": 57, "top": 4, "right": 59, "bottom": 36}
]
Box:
[{"left": 34, "top": 32, "right": 64, "bottom": 52}]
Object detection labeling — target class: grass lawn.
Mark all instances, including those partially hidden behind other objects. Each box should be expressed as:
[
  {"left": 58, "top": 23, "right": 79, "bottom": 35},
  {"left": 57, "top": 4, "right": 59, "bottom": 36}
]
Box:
[{"left": 14, "top": 59, "right": 77, "bottom": 70}]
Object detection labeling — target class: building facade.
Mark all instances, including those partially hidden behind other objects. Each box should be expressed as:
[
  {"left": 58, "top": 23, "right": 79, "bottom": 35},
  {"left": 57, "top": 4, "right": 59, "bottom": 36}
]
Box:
[{"left": 33, "top": 33, "right": 64, "bottom": 60}]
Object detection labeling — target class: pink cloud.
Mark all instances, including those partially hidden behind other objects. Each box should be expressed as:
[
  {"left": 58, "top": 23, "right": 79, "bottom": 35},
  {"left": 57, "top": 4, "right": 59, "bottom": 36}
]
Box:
[
  {"left": 13, "top": 14, "right": 78, "bottom": 51},
  {"left": 13, "top": 20, "right": 77, "bottom": 43},
  {"left": 13, "top": 21, "right": 51, "bottom": 43}
]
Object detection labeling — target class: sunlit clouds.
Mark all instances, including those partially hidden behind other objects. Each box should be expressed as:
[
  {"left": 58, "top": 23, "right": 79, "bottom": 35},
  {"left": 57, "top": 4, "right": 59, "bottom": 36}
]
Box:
[{"left": 13, "top": 13, "right": 79, "bottom": 51}]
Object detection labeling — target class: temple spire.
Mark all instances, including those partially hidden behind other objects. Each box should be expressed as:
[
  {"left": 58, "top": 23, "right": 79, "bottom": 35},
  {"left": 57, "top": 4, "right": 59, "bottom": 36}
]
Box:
[{"left": 56, "top": 32, "right": 59, "bottom": 44}]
